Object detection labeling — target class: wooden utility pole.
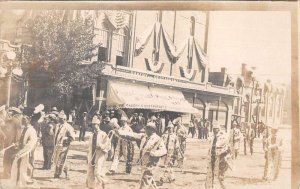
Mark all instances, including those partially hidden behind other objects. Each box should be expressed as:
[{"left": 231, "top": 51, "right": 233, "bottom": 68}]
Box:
[
  {"left": 129, "top": 11, "right": 137, "bottom": 68},
  {"left": 6, "top": 68, "right": 12, "bottom": 107},
  {"left": 170, "top": 11, "right": 176, "bottom": 76},
  {"left": 204, "top": 11, "right": 210, "bottom": 54}
]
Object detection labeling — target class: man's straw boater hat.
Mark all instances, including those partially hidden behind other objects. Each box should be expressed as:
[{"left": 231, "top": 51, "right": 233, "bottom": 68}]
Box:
[{"left": 146, "top": 122, "right": 156, "bottom": 130}]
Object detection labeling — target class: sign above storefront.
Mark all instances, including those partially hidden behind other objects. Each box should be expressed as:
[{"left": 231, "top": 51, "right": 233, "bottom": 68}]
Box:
[
  {"left": 106, "top": 80, "right": 199, "bottom": 114},
  {"left": 101, "top": 63, "right": 239, "bottom": 97}
]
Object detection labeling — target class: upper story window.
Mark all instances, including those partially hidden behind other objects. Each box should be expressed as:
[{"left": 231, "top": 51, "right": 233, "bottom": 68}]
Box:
[
  {"left": 98, "top": 46, "right": 108, "bottom": 62},
  {"left": 94, "top": 11, "right": 131, "bottom": 66}
]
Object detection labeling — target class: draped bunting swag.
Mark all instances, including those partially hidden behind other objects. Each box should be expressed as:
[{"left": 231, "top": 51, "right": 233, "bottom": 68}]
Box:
[
  {"left": 135, "top": 23, "right": 155, "bottom": 56},
  {"left": 135, "top": 22, "right": 208, "bottom": 70},
  {"left": 179, "top": 67, "right": 197, "bottom": 81},
  {"left": 161, "top": 26, "right": 188, "bottom": 62},
  {"left": 153, "top": 22, "right": 162, "bottom": 57},
  {"left": 144, "top": 58, "right": 165, "bottom": 73},
  {"left": 61, "top": 10, "right": 129, "bottom": 30}
]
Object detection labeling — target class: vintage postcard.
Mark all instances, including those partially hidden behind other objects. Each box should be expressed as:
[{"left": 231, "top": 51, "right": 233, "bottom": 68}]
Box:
[{"left": 0, "top": 1, "right": 297, "bottom": 189}]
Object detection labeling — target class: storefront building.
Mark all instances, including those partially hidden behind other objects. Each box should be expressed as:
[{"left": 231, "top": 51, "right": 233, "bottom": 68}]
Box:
[
  {"left": 0, "top": 10, "right": 287, "bottom": 129},
  {"left": 86, "top": 10, "right": 239, "bottom": 130}
]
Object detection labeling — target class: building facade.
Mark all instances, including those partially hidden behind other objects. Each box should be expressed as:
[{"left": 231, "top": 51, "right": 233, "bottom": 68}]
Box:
[{"left": 0, "top": 10, "right": 288, "bottom": 130}]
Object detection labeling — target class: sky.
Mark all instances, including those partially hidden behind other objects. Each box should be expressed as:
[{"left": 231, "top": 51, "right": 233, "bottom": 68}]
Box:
[{"left": 207, "top": 11, "right": 291, "bottom": 85}]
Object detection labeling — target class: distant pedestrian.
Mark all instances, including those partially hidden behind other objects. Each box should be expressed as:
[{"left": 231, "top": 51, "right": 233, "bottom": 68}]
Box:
[
  {"left": 248, "top": 124, "right": 256, "bottom": 155},
  {"left": 67, "top": 109, "right": 76, "bottom": 128},
  {"left": 165, "top": 114, "right": 171, "bottom": 128},
  {"left": 203, "top": 120, "right": 209, "bottom": 140},
  {"left": 188, "top": 117, "right": 196, "bottom": 138},
  {"left": 130, "top": 113, "right": 139, "bottom": 133},
  {"left": 241, "top": 123, "right": 248, "bottom": 155},
  {"left": 156, "top": 113, "right": 165, "bottom": 137},
  {"left": 138, "top": 113, "right": 146, "bottom": 130},
  {"left": 79, "top": 112, "right": 88, "bottom": 141},
  {"left": 232, "top": 124, "right": 242, "bottom": 159},
  {"left": 197, "top": 118, "right": 204, "bottom": 139},
  {"left": 262, "top": 124, "right": 270, "bottom": 151}
]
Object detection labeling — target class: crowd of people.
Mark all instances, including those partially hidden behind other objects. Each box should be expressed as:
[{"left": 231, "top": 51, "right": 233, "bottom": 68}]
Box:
[
  {"left": 230, "top": 122, "right": 283, "bottom": 181},
  {"left": 187, "top": 116, "right": 210, "bottom": 140},
  {"left": 0, "top": 104, "right": 284, "bottom": 189}
]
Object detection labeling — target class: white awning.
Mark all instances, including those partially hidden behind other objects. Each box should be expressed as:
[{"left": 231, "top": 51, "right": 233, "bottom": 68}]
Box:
[
  {"left": 149, "top": 86, "right": 199, "bottom": 114},
  {"left": 106, "top": 81, "right": 199, "bottom": 114}
]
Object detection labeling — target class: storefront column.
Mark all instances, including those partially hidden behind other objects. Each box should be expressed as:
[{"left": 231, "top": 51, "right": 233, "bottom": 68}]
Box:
[
  {"left": 204, "top": 102, "right": 210, "bottom": 120},
  {"left": 91, "top": 82, "right": 96, "bottom": 106},
  {"left": 279, "top": 96, "right": 284, "bottom": 124},
  {"left": 95, "top": 76, "right": 106, "bottom": 111},
  {"left": 227, "top": 107, "right": 233, "bottom": 132}
]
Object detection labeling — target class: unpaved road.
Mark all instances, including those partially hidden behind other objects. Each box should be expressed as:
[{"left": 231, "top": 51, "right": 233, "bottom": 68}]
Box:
[{"left": 0, "top": 127, "right": 291, "bottom": 189}]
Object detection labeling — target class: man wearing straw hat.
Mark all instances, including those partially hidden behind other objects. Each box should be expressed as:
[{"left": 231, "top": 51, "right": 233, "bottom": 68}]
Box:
[
  {"left": 205, "top": 121, "right": 232, "bottom": 189},
  {"left": 10, "top": 115, "right": 37, "bottom": 188},
  {"left": 115, "top": 121, "right": 167, "bottom": 189},
  {"left": 108, "top": 116, "right": 134, "bottom": 175},
  {"left": 31, "top": 104, "right": 45, "bottom": 137},
  {"left": 40, "top": 113, "right": 56, "bottom": 170},
  {"left": 100, "top": 116, "right": 111, "bottom": 134},
  {"left": 2, "top": 107, "right": 24, "bottom": 179},
  {"left": 86, "top": 116, "right": 111, "bottom": 189},
  {"left": 232, "top": 124, "right": 242, "bottom": 159},
  {"left": 173, "top": 117, "right": 187, "bottom": 168},
  {"left": 53, "top": 111, "right": 76, "bottom": 179},
  {"left": 51, "top": 107, "right": 59, "bottom": 116},
  {"left": 248, "top": 123, "right": 256, "bottom": 156},
  {"left": 159, "top": 122, "right": 182, "bottom": 184},
  {"left": 79, "top": 112, "right": 88, "bottom": 141},
  {"left": 263, "top": 124, "right": 283, "bottom": 181}
]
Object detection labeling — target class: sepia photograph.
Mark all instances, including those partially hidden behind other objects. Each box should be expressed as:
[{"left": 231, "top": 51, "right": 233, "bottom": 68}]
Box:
[{"left": 0, "top": 1, "right": 297, "bottom": 189}]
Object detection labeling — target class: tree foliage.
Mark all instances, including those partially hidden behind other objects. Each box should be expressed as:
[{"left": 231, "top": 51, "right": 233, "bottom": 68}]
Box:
[{"left": 23, "top": 10, "right": 103, "bottom": 98}]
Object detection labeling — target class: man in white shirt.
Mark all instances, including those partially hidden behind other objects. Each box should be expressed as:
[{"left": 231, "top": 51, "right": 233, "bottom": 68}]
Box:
[
  {"left": 53, "top": 111, "right": 76, "bottom": 179},
  {"left": 86, "top": 117, "right": 111, "bottom": 189}
]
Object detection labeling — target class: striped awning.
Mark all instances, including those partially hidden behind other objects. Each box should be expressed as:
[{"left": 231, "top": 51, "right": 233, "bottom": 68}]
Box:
[{"left": 106, "top": 81, "right": 199, "bottom": 114}]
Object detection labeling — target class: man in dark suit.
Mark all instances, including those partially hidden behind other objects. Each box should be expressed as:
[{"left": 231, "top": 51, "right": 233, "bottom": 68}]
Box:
[{"left": 138, "top": 113, "right": 145, "bottom": 129}]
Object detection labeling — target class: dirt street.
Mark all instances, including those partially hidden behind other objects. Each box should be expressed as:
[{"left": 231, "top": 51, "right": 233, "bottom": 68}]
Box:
[{"left": 0, "top": 127, "right": 291, "bottom": 189}]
